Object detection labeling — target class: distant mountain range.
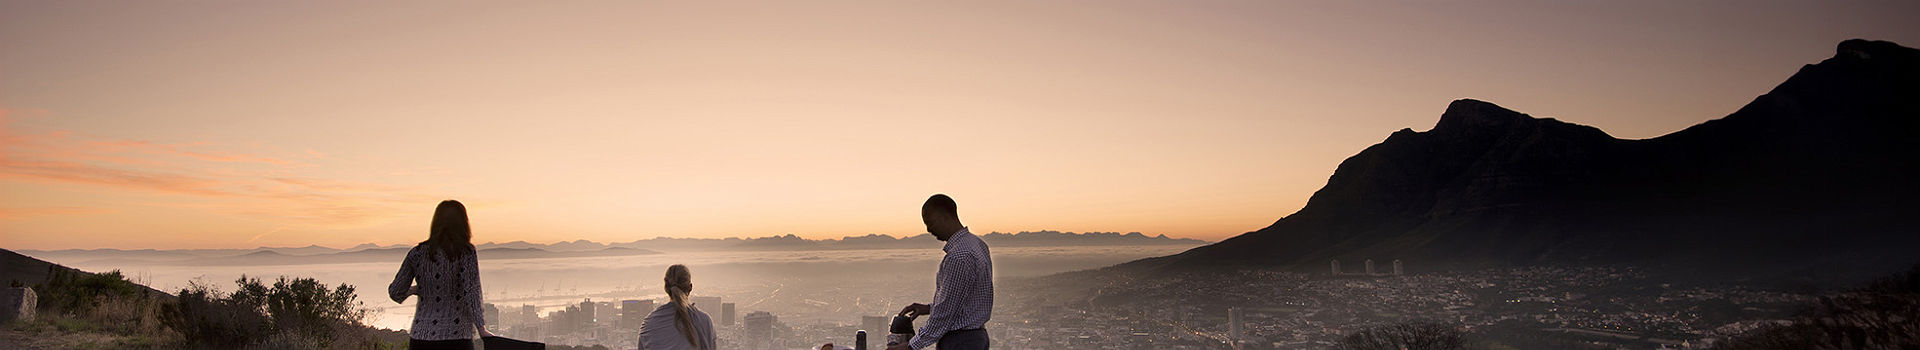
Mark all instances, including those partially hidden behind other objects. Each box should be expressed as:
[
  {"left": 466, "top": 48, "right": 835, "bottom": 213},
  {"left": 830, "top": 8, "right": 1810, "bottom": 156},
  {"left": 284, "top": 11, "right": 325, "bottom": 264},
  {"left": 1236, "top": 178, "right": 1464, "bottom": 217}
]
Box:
[
  {"left": 1119, "top": 39, "right": 1920, "bottom": 283},
  {"left": 20, "top": 230, "right": 1205, "bottom": 266},
  {"left": 67, "top": 246, "right": 665, "bottom": 267}
]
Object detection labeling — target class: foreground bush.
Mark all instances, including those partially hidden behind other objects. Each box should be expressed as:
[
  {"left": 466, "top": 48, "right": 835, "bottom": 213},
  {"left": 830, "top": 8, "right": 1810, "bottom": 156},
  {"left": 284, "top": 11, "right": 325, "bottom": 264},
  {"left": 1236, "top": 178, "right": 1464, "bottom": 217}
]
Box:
[
  {"left": 166, "top": 279, "right": 271, "bottom": 348},
  {"left": 18, "top": 264, "right": 403, "bottom": 348},
  {"left": 33, "top": 268, "right": 148, "bottom": 314},
  {"left": 165, "top": 275, "right": 395, "bottom": 349},
  {"left": 11, "top": 269, "right": 180, "bottom": 348},
  {"left": 1715, "top": 264, "right": 1920, "bottom": 349}
]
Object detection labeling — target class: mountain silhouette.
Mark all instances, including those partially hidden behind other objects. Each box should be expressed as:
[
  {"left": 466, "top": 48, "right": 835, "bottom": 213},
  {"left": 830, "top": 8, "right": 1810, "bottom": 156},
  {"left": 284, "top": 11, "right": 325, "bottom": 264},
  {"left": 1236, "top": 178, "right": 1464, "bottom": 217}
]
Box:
[{"left": 1119, "top": 39, "right": 1920, "bottom": 282}]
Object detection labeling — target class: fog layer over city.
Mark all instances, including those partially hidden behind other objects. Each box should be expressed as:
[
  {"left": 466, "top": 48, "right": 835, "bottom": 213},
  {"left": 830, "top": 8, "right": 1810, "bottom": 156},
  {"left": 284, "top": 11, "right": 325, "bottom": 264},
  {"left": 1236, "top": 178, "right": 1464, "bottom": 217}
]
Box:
[{"left": 52, "top": 244, "right": 1197, "bottom": 341}]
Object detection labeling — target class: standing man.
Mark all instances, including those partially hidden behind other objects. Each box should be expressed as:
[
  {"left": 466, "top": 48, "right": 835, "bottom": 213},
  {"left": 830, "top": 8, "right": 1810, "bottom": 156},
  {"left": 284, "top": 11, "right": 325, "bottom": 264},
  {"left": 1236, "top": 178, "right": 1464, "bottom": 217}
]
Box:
[{"left": 890, "top": 194, "right": 993, "bottom": 350}]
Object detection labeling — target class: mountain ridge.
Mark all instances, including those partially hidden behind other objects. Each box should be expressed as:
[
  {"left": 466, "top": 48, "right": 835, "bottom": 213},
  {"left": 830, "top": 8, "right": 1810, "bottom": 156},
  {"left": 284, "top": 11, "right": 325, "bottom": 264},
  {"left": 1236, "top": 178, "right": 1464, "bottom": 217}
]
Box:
[{"left": 1118, "top": 39, "right": 1920, "bottom": 283}]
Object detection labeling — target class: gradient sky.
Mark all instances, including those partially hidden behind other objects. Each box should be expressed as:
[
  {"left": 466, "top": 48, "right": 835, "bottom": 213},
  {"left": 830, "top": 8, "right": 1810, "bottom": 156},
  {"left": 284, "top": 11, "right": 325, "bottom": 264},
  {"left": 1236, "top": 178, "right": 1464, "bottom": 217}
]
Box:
[{"left": 4, "top": 1, "right": 1917, "bottom": 250}]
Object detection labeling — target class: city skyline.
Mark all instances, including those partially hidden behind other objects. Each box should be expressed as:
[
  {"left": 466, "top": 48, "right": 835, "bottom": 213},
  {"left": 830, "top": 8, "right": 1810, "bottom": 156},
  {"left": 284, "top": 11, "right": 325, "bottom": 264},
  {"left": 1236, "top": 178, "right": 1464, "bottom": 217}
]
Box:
[{"left": 6, "top": 1, "right": 1919, "bottom": 250}]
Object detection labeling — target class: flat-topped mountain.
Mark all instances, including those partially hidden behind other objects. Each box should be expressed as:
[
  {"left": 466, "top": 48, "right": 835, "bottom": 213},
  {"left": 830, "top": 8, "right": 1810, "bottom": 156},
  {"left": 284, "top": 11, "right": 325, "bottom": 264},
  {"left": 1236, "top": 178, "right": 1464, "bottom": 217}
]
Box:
[{"left": 1120, "top": 39, "right": 1920, "bottom": 283}]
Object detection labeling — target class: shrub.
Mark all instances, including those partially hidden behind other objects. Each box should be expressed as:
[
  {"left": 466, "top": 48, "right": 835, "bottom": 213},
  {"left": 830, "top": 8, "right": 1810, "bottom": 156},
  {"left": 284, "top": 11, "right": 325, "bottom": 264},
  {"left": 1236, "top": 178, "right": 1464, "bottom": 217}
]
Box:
[
  {"left": 34, "top": 268, "right": 145, "bottom": 314},
  {"left": 165, "top": 279, "right": 272, "bottom": 348},
  {"left": 1715, "top": 263, "right": 1920, "bottom": 349},
  {"left": 164, "top": 275, "right": 377, "bottom": 349},
  {"left": 247, "top": 276, "right": 367, "bottom": 340}
]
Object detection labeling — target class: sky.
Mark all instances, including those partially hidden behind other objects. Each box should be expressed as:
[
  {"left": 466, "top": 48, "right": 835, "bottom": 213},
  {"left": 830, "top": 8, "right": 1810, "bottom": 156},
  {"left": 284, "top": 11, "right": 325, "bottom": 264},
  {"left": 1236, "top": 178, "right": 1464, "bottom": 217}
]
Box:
[{"left": 3, "top": 1, "right": 1917, "bottom": 250}]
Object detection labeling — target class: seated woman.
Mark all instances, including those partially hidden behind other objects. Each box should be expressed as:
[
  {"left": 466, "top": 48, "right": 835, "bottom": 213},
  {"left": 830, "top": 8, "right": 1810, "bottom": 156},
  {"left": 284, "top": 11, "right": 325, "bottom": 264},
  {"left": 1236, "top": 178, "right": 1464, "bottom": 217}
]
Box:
[
  {"left": 389, "top": 200, "right": 494, "bottom": 350},
  {"left": 639, "top": 264, "right": 718, "bottom": 350}
]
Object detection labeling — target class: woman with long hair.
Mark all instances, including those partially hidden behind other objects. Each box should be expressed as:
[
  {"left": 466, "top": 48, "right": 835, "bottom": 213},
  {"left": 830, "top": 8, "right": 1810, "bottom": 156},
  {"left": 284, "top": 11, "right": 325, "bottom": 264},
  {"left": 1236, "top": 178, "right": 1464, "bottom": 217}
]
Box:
[
  {"left": 389, "top": 200, "right": 493, "bottom": 350},
  {"left": 639, "top": 264, "right": 717, "bottom": 350}
]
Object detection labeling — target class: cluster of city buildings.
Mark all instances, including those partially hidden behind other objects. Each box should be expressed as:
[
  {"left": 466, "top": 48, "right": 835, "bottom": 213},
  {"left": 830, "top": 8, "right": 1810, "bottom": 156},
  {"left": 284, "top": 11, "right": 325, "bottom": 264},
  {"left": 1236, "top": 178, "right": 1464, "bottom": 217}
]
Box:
[
  {"left": 986, "top": 264, "right": 1816, "bottom": 349},
  {"left": 485, "top": 297, "right": 753, "bottom": 349},
  {"left": 483, "top": 295, "right": 903, "bottom": 350},
  {"left": 471, "top": 262, "right": 1816, "bottom": 349}
]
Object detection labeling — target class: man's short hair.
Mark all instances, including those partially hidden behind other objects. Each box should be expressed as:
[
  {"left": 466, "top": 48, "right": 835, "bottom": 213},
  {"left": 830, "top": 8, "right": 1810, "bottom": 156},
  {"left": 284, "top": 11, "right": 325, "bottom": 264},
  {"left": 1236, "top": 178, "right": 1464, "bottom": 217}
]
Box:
[{"left": 924, "top": 194, "right": 957, "bottom": 215}]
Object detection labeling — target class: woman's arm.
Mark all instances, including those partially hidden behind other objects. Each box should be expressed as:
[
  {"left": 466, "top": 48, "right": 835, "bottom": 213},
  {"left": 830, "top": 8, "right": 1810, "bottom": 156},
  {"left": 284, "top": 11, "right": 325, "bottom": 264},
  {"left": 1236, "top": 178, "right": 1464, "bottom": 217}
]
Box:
[
  {"left": 387, "top": 247, "right": 418, "bottom": 303},
  {"left": 462, "top": 251, "right": 486, "bottom": 328}
]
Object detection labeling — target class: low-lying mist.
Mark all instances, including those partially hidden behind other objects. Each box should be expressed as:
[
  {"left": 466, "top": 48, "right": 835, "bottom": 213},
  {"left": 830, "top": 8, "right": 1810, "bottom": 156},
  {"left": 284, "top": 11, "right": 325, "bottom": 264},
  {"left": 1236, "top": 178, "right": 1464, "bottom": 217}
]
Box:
[{"left": 56, "top": 245, "right": 1197, "bottom": 331}]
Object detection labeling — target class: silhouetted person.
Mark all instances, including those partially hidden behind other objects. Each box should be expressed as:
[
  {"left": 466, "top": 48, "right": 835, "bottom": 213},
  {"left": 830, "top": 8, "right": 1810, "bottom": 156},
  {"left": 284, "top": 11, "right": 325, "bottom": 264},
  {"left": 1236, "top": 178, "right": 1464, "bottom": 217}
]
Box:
[
  {"left": 389, "top": 200, "right": 493, "bottom": 350},
  {"left": 639, "top": 264, "right": 717, "bottom": 350},
  {"left": 890, "top": 194, "right": 993, "bottom": 350}
]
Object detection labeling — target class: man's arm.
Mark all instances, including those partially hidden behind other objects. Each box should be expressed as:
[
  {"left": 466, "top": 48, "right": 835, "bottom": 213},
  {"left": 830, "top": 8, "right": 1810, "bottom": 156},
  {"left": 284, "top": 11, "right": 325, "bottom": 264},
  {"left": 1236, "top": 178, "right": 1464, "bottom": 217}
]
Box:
[
  {"left": 898, "top": 303, "right": 930, "bottom": 317},
  {"left": 908, "top": 251, "right": 976, "bottom": 350}
]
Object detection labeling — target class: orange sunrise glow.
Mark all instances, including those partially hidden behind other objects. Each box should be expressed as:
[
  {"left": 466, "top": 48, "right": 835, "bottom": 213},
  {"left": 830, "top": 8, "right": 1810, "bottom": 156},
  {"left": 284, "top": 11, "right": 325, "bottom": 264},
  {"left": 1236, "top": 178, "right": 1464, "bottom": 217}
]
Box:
[{"left": 4, "top": 1, "right": 1917, "bottom": 250}]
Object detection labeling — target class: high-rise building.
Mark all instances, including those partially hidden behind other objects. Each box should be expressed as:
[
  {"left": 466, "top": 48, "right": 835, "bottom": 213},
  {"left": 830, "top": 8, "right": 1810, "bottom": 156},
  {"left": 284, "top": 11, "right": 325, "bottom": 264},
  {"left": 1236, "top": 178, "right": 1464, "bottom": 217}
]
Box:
[
  {"left": 482, "top": 303, "right": 500, "bottom": 326},
  {"left": 1228, "top": 307, "right": 1244, "bottom": 350},
  {"left": 721, "top": 302, "right": 736, "bottom": 326},
  {"left": 595, "top": 301, "right": 618, "bottom": 326},
  {"left": 1330, "top": 260, "right": 1341, "bottom": 275},
  {"left": 745, "top": 311, "right": 777, "bottom": 350},
  {"left": 621, "top": 299, "right": 653, "bottom": 330},
  {"left": 580, "top": 298, "right": 596, "bottom": 326},
  {"left": 556, "top": 304, "right": 583, "bottom": 334},
  {"left": 521, "top": 304, "right": 538, "bottom": 326},
  {"left": 862, "top": 316, "right": 888, "bottom": 335},
  {"left": 1365, "top": 259, "right": 1375, "bottom": 275},
  {"left": 1392, "top": 259, "right": 1403, "bottom": 276}
]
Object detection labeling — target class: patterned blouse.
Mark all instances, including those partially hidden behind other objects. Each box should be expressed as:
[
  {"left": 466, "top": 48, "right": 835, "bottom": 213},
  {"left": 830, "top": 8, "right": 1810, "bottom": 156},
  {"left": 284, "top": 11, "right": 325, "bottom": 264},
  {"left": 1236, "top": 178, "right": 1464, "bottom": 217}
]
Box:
[{"left": 389, "top": 244, "right": 486, "bottom": 340}]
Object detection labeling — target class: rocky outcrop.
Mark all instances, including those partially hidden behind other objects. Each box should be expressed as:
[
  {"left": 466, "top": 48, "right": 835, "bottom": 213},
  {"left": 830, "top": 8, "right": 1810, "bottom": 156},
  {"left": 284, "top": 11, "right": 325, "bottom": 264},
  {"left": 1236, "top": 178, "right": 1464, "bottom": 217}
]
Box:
[{"left": 0, "top": 287, "right": 33, "bottom": 323}]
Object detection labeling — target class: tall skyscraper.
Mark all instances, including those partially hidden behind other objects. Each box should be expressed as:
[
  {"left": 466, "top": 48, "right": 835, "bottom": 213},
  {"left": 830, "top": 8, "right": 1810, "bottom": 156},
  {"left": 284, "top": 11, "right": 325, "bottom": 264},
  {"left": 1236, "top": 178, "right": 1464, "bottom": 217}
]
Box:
[
  {"left": 745, "top": 311, "right": 777, "bottom": 350},
  {"left": 1364, "top": 259, "right": 1375, "bottom": 275},
  {"left": 721, "top": 302, "right": 737, "bottom": 326},
  {"left": 579, "top": 298, "right": 596, "bottom": 328},
  {"left": 1392, "top": 259, "right": 1403, "bottom": 275},
  {"left": 557, "top": 304, "right": 583, "bottom": 334},
  {"left": 482, "top": 303, "right": 500, "bottom": 326},
  {"left": 621, "top": 299, "right": 653, "bottom": 330},
  {"left": 595, "top": 301, "right": 618, "bottom": 326},
  {"left": 1228, "top": 307, "right": 1244, "bottom": 350},
  {"left": 1330, "top": 259, "right": 1341, "bottom": 275}
]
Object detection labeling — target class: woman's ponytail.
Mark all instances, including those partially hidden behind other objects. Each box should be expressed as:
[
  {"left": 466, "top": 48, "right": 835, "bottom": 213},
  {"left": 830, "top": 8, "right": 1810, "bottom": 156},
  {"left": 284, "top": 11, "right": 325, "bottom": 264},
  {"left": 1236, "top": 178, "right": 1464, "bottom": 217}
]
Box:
[{"left": 664, "top": 264, "right": 704, "bottom": 350}]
